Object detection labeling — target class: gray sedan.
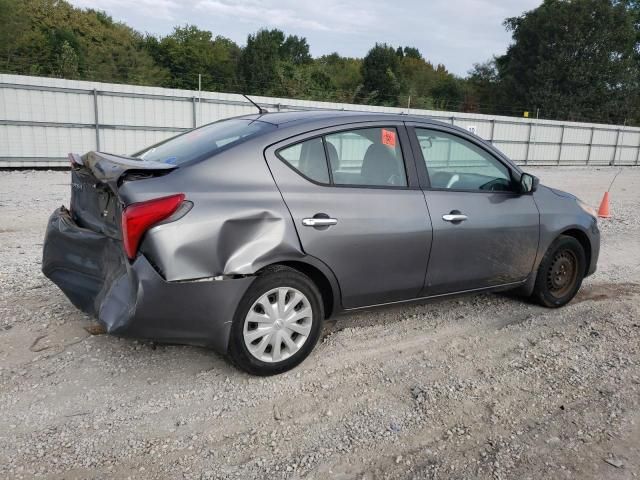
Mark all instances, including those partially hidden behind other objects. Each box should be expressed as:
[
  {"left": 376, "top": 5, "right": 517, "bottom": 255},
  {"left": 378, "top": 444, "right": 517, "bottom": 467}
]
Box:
[{"left": 42, "top": 111, "right": 600, "bottom": 375}]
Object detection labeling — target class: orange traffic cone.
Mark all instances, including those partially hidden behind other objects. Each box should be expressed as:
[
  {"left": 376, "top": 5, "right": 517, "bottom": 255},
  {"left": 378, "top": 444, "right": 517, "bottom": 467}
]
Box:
[{"left": 597, "top": 192, "right": 611, "bottom": 218}]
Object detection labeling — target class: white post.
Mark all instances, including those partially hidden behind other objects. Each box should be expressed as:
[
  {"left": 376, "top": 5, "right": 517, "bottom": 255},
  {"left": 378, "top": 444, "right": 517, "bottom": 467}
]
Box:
[
  {"left": 198, "top": 74, "right": 202, "bottom": 127},
  {"left": 530, "top": 108, "right": 539, "bottom": 163},
  {"left": 616, "top": 119, "right": 626, "bottom": 165}
]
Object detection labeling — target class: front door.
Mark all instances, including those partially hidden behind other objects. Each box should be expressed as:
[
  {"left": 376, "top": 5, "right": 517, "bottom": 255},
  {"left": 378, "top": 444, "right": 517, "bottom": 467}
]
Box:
[
  {"left": 265, "top": 124, "right": 432, "bottom": 308},
  {"left": 409, "top": 125, "right": 540, "bottom": 296}
]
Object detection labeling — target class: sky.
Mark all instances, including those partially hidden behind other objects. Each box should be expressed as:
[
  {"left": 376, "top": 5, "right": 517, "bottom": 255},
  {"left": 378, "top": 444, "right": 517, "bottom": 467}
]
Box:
[{"left": 67, "top": 0, "right": 543, "bottom": 76}]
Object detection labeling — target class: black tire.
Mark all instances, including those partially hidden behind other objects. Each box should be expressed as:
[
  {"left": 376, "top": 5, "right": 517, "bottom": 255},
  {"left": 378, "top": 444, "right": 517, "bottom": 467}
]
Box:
[
  {"left": 228, "top": 266, "right": 324, "bottom": 376},
  {"left": 532, "top": 235, "right": 586, "bottom": 308}
]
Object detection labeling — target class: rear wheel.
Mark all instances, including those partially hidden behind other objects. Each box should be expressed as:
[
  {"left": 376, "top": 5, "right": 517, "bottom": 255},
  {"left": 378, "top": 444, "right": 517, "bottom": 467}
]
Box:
[
  {"left": 532, "top": 235, "right": 586, "bottom": 308},
  {"left": 228, "top": 266, "right": 323, "bottom": 376}
]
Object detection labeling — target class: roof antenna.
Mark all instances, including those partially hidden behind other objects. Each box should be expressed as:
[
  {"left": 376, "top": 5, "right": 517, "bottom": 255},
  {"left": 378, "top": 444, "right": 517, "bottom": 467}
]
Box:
[{"left": 242, "top": 94, "right": 268, "bottom": 115}]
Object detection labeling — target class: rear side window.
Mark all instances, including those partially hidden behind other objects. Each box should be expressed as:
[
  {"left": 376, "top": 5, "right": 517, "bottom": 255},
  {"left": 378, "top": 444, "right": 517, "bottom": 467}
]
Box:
[
  {"left": 277, "top": 127, "right": 407, "bottom": 188},
  {"left": 325, "top": 128, "right": 406, "bottom": 187},
  {"left": 278, "top": 138, "right": 330, "bottom": 183},
  {"left": 134, "top": 118, "right": 276, "bottom": 166}
]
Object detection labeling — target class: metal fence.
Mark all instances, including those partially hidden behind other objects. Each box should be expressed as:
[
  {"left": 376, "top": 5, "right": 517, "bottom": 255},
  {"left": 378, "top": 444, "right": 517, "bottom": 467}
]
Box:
[{"left": 1, "top": 73, "right": 639, "bottom": 168}]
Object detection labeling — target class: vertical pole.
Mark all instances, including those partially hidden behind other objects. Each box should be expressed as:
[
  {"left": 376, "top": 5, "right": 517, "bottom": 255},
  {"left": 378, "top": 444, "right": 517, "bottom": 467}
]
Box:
[
  {"left": 198, "top": 74, "right": 202, "bottom": 126},
  {"left": 489, "top": 119, "right": 495, "bottom": 144},
  {"left": 192, "top": 97, "right": 197, "bottom": 128},
  {"left": 531, "top": 108, "right": 540, "bottom": 164},
  {"left": 616, "top": 120, "right": 626, "bottom": 165},
  {"left": 586, "top": 126, "right": 595, "bottom": 165},
  {"left": 557, "top": 125, "right": 565, "bottom": 165},
  {"left": 446, "top": 115, "right": 455, "bottom": 166},
  {"left": 524, "top": 122, "right": 533, "bottom": 165},
  {"left": 92, "top": 89, "right": 100, "bottom": 151},
  {"left": 611, "top": 128, "right": 621, "bottom": 166},
  {"left": 446, "top": 125, "right": 452, "bottom": 167},
  {"left": 635, "top": 132, "right": 640, "bottom": 166}
]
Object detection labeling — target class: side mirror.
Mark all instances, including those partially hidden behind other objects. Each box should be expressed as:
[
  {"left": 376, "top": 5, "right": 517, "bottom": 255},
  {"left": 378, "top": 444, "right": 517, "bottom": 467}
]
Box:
[{"left": 519, "top": 173, "right": 539, "bottom": 193}]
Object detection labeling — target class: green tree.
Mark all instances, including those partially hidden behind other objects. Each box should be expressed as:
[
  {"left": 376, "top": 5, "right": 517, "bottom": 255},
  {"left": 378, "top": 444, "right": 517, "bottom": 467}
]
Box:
[
  {"left": 0, "top": 0, "right": 32, "bottom": 72},
  {"left": 466, "top": 59, "right": 513, "bottom": 115},
  {"left": 360, "top": 43, "right": 401, "bottom": 105},
  {"left": 497, "top": 0, "right": 639, "bottom": 123},
  {"left": 395, "top": 47, "right": 469, "bottom": 111},
  {"left": 239, "top": 29, "right": 285, "bottom": 94},
  {"left": 280, "top": 35, "right": 312, "bottom": 65},
  {"left": 148, "top": 26, "right": 240, "bottom": 91},
  {"left": 402, "top": 46, "right": 422, "bottom": 60},
  {"left": 0, "top": 0, "right": 168, "bottom": 84},
  {"left": 431, "top": 76, "right": 464, "bottom": 110},
  {"left": 55, "top": 40, "right": 79, "bottom": 78},
  {"left": 315, "top": 53, "right": 362, "bottom": 102},
  {"left": 238, "top": 28, "right": 314, "bottom": 96}
]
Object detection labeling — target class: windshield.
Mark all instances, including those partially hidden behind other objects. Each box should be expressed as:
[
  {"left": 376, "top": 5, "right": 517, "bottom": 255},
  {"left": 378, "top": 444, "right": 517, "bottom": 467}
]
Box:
[{"left": 134, "top": 118, "right": 276, "bottom": 165}]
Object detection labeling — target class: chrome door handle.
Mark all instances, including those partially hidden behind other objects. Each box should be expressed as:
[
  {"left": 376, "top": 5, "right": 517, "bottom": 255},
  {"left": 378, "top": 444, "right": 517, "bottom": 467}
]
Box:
[
  {"left": 302, "top": 217, "right": 338, "bottom": 227},
  {"left": 442, "top": 214, "right": 468, "bottom": 222}
]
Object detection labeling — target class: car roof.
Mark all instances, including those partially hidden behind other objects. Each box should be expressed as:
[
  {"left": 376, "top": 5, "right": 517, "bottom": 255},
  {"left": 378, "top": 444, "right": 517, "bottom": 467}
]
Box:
[{"left": 238, "top": 109, "right": 449, "bottom": 128}]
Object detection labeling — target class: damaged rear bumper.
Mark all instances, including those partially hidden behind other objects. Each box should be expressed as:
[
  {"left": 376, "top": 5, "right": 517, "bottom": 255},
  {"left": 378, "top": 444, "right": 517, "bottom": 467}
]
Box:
[{"left": 42, "top": 207, "right": 254, "bottom": 353}]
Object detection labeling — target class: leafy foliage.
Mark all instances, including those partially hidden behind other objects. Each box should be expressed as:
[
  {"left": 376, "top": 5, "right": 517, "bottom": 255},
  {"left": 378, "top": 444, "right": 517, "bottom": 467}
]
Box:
[
  {"left": 0, "top": 0, "right": 167, "bottom": 83},
  {"left": 360, "top": 43, "right": 402, "bottom": 105},
  {"left": 1, "top": 0, "right": 638, "bottom": 123},
  {"left": 145, "top": 25, "right": 240, "bottom": 91},
  {"left": 471, "top": 0, "right": 640, "bottom": 123}
]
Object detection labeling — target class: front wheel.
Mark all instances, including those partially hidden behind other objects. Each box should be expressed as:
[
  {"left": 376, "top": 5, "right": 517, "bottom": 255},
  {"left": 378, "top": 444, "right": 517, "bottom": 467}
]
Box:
[
  {"left": 228, "top": 266, "right": 324, "bottom": 376},
  {"left": 532, "top": 235, "right": 586, "bottom": 308}
]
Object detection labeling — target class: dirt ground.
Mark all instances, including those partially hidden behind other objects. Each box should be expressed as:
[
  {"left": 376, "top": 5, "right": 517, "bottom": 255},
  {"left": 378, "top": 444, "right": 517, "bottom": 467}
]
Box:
[{"left": 0, "top": 166, "right": 639, "bottom": 480}]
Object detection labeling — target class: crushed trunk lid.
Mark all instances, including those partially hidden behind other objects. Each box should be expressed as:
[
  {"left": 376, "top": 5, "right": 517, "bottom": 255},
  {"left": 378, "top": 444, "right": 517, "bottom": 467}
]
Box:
[
  {"left": 77, "top": 151, "right": 177, "bottom": 189},
  {"left": 69, "top": 151, "right": 178, "bottom": 238}
]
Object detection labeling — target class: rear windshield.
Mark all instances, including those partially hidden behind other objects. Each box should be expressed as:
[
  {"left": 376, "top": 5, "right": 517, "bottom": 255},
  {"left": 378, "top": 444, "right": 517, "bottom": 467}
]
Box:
[{"left": 134, "top": 118, "right": 276, "bottom": 165}]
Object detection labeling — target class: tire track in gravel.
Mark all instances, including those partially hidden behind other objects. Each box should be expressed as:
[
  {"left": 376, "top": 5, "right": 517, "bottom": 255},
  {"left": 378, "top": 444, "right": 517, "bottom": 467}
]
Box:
[
  {"left": 300, "top": 297, "right": 640, "bottom": 479},
  {"left": 98, "top": 293, "right": 639, "bottom": 478}
]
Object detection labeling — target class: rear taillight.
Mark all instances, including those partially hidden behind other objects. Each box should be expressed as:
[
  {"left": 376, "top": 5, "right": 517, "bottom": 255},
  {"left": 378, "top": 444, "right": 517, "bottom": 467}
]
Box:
[{"left": 121, "top": 194, "right": 185, "bottom": 260}]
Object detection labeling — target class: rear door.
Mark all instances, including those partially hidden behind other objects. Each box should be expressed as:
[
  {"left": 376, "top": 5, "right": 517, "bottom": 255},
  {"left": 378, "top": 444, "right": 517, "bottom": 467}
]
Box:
[
  {"left": 407, "top": 124, "right": 540, "bottom": 296},
  {"left": 265, "top": 123, "right": 432, "bottom": 308}
]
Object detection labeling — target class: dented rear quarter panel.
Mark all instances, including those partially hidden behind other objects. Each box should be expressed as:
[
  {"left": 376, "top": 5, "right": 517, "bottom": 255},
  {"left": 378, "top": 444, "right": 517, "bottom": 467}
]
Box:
[{"left": 118, "top": 138, "right": 305, "bottom": 282}]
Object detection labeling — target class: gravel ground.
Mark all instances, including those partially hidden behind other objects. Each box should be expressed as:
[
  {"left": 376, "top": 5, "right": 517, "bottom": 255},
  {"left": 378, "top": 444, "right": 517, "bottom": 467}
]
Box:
[{"left": 0, "top": 166, "right": 639, "bottom": 479}]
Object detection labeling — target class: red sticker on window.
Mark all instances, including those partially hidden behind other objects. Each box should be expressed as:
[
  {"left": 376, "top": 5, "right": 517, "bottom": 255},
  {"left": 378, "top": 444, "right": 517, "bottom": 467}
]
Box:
[{"left": 381, "top": 128, "right": 396, "bottom": 147}]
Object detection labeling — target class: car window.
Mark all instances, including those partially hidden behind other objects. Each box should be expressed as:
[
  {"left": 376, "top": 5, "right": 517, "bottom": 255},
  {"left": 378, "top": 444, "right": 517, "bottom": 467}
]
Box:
[
  {"left": 278, "top": 137, "right": 330, "bottom": 184},
  {"left": 415, "top": 128, "right": 513, "bottom": 192},
  {"left": 325, "top": 127, "right": 407, "bottom": 187},
  {"left": 134, "top": 118, "right": 276, "bottom": 166}
]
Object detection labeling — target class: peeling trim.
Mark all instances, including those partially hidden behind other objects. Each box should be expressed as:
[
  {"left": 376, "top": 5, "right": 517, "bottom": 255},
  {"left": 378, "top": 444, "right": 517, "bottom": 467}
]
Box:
[{"left": 171, "top": 273, "right": 254, "bottom": 284}]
